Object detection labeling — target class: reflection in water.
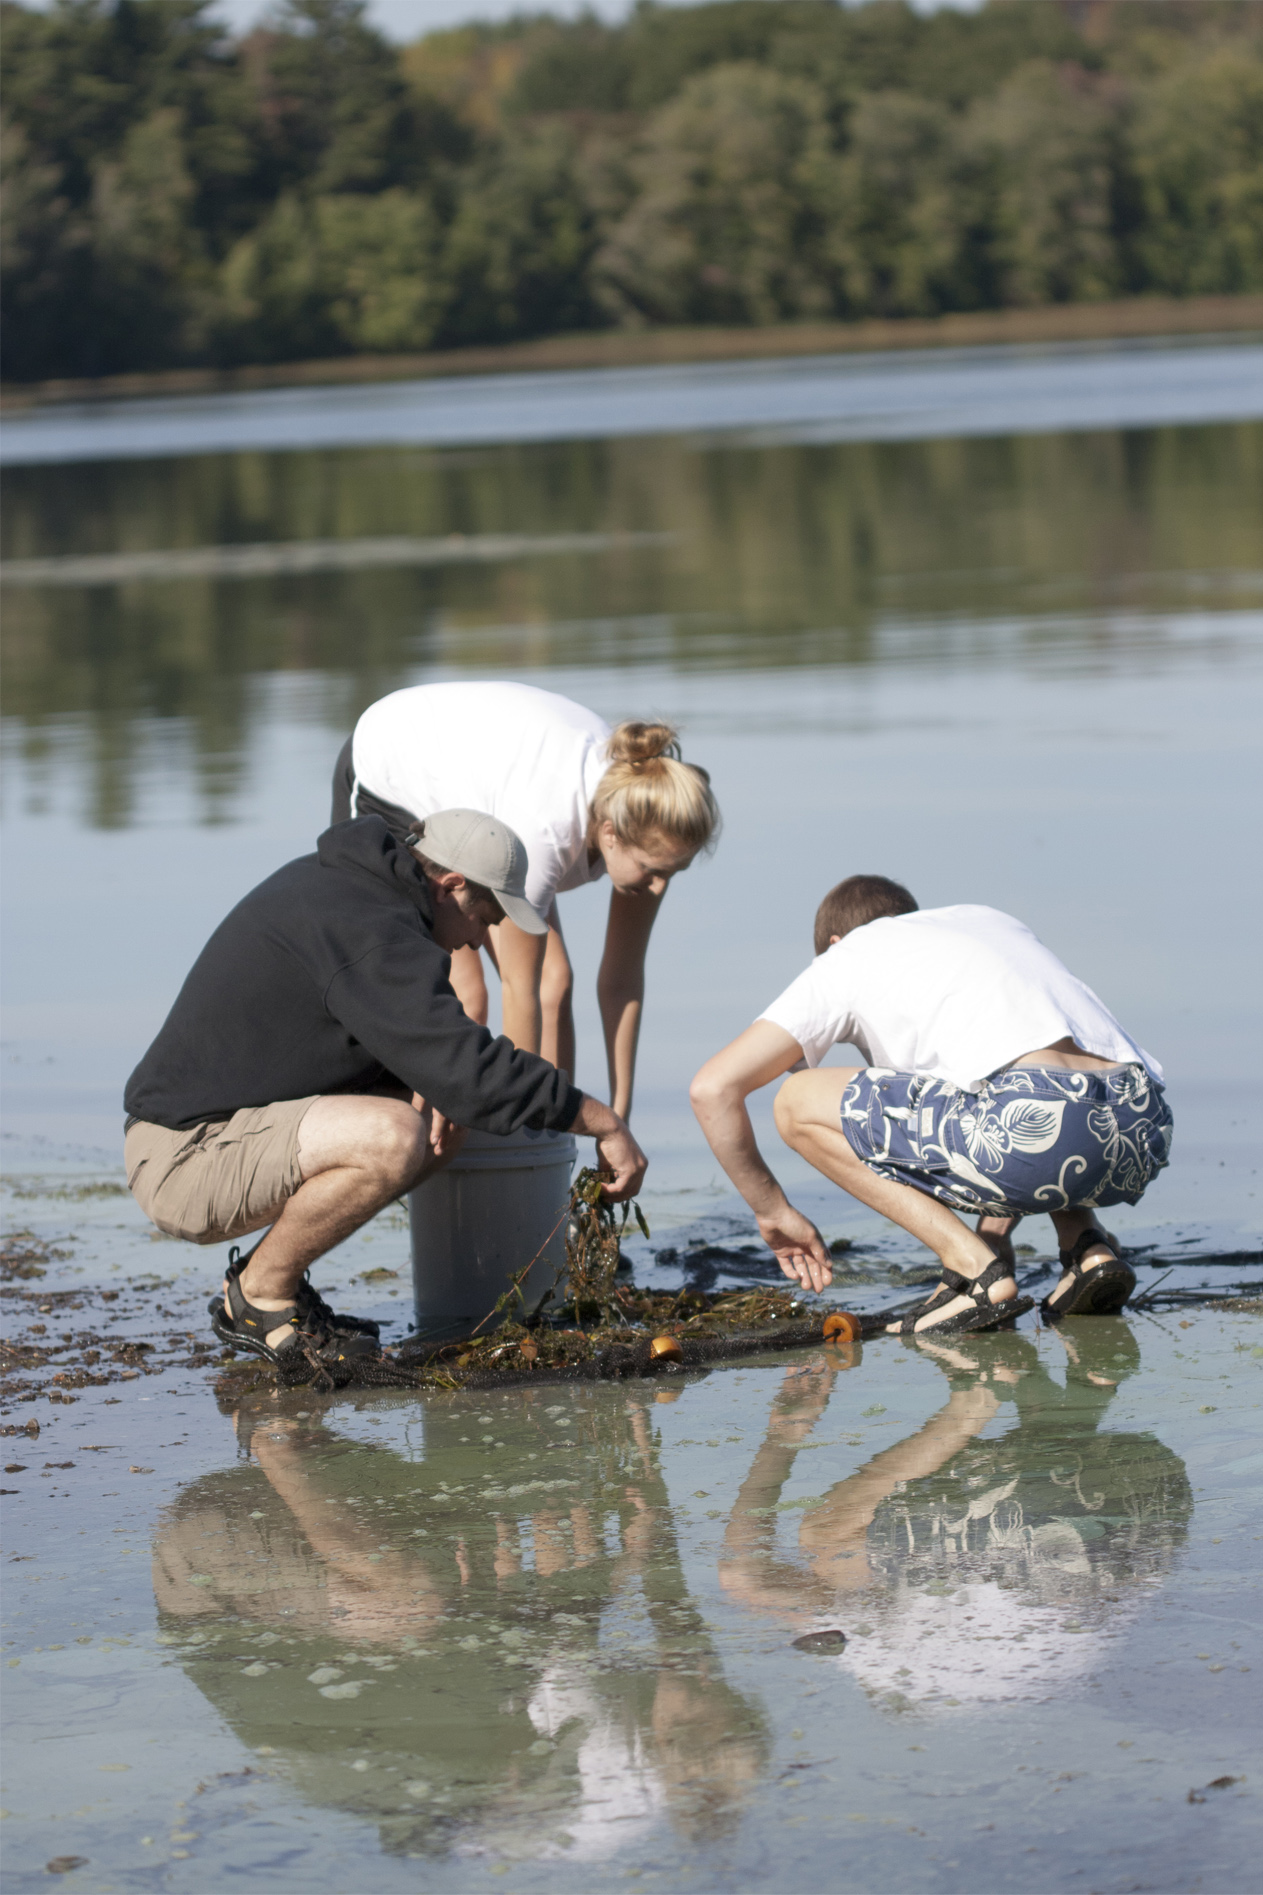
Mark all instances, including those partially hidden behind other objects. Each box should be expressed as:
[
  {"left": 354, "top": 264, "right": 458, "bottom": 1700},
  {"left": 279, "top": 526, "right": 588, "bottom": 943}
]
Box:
[
  {"left": 723, "top": 1324, "right": 1191, "bottom": 1715},
  {"left": 4, "top": 422, "right": 1260, "bottom": 825},
  {"left": 152, "top": 1325, "right": 1190, "bottom": 1861},
  {"left": 152, "top": 1390, "right": 767, "bottom": 1860}
]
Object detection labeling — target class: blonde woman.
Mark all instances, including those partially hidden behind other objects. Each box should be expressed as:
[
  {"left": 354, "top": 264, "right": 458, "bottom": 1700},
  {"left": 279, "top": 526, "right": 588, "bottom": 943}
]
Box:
[{"left": 331, "top": 681, "right": 719, "bottom": 1118}]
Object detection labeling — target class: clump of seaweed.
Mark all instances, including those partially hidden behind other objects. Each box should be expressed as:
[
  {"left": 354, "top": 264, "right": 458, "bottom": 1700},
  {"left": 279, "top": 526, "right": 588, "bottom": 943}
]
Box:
[{"left": 560, "top": 1166, "right": 649, "bottom": 1325}]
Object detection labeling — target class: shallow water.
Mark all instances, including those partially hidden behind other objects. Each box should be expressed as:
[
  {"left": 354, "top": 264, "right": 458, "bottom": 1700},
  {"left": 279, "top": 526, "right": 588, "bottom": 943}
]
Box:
[{"left": 1, "top": 370, "right": 1261, "bottom": 1889}]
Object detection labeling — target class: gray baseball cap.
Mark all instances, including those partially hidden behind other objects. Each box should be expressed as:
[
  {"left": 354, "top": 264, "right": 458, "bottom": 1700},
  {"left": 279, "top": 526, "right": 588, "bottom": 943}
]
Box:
[{"left": 407, "top": 809, "right": 547, "bottom": 936}]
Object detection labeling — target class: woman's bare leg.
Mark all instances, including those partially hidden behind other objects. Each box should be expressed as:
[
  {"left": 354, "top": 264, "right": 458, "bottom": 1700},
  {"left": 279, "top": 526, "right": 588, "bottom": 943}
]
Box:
[
  {"left": 448, "top": 945, "right": 489, "bottom": 1026},
  {"left": 539, "top": 903, "right": 575, "bottom": 1078},
  {"left": 773, "top": 1069, "right": 1017, "bottom": 1333}
]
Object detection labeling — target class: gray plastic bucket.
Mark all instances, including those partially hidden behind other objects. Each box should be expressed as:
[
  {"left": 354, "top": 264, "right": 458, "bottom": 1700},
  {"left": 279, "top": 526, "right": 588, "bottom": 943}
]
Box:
[{"left": 408, "top": 1125, "right": 577, "bottom": 1341}]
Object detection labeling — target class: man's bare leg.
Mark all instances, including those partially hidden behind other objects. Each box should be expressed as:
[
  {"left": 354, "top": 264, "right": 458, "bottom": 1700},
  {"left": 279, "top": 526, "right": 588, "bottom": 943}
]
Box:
[
  {"left": 225, "top": 1095, "right": 447, "bottom": 1345},
  {"left": 772, "top": 1070, "right": 1017, "bottom": 1334}
]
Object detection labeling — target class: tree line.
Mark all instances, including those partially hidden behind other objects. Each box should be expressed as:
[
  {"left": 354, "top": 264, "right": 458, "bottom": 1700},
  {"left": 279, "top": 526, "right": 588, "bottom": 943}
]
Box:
[{"left": 3, "top": 0, "right": 1261, "bottom": 383}]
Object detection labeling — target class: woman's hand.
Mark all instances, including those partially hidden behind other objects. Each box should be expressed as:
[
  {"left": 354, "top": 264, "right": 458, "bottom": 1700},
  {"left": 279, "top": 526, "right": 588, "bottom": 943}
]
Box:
[{"left": 757, "top": 1206, "right": 833, "bottom": 1293}]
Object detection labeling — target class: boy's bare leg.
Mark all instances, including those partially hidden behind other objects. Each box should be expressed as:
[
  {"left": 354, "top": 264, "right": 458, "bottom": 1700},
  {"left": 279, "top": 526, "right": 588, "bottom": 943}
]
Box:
[
  {"left": 224, "top": 1095, "right": 448, "bottom": 1342},
  {"left": 978, "top": 1211, "right": 1021, "bottom": 1267},
  {"left": 773, "top": 1069, "right": 1017, "bottom": 1333}
]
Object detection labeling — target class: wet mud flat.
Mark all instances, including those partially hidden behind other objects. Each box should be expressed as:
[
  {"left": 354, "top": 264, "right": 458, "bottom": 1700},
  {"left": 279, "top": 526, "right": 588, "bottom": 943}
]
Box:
[{"left": 1, "top": 1178, "right": 1261, "bottom": 1893}]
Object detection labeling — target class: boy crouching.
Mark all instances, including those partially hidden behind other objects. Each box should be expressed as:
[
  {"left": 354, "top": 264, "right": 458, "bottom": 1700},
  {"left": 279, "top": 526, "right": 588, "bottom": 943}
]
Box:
[{"left": 690, "top": 878, "right": 1172, "bottom": 1335}]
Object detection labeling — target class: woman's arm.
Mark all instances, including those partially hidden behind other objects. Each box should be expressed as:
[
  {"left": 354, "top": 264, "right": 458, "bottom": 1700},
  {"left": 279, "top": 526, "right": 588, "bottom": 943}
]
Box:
[
  {"left": 690, "top": 1020, "right": 833, "bottom": 1289},
  {"left": 597, "top": 884, "right": 665, "bottom": 1120},
  {"left": 491, "top": 917, "right": 548, "bottom": 1055}
]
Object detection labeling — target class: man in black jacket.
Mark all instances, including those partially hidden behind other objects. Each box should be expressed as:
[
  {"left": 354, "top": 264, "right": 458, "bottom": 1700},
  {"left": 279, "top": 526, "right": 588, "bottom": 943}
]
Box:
[{"left": 124, "top": 811, "right": 647, "bottom": 1365}]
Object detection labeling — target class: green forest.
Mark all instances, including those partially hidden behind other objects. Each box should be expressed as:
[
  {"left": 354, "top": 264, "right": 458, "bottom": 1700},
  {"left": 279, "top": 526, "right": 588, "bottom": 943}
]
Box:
[{"left": 3, "top": 0, "right": 1261, "bottom": 383}]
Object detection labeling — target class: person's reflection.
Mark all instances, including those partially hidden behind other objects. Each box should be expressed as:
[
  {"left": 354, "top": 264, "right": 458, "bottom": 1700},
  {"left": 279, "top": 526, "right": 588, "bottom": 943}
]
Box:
[
  {"left": 721, "top": 1323, "right": 1191, "bottom": 1711},
  {"left": 151, "top": 1389, "right": 767, "bottom": 1859}
]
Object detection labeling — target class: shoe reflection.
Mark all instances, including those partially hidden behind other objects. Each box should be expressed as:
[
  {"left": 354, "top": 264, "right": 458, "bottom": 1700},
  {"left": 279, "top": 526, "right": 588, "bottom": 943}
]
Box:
[
  {"left": 151, "top": 1390, "right": 768, "bottom": 1860},
  {"left": 721, "top": 1323, "right": 1191, "bottom": 1712}
]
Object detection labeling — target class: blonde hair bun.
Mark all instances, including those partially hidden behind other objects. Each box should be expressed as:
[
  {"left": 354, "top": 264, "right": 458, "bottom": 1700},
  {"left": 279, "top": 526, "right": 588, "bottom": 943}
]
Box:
[
  {"left": 605, "top": 720, "right": 682, "bottom": 768},
  {"left": 592, "top": 719, "right": 720, "bottom": 856}
]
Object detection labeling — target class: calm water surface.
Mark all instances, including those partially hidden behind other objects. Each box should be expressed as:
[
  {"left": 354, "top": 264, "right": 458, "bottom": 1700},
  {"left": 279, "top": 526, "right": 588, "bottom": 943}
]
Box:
[{"left": 1, "top": 379, "right": 1260, "bottom": 1890}]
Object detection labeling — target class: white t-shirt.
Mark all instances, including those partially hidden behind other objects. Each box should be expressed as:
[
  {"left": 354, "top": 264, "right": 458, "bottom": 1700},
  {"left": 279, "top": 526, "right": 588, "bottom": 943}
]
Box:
[
  {"left": 758, "top": 905, "right": 1160, "bottom": 1092},
  {"left": 351, "top": 682, "right": 611, "bottom": 921}
]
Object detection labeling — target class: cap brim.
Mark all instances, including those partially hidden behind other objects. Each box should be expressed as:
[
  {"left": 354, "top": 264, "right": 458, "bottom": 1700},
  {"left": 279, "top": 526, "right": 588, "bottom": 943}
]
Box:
[{"left": 495, "top": 890, "right": 549, "bottom": 936}]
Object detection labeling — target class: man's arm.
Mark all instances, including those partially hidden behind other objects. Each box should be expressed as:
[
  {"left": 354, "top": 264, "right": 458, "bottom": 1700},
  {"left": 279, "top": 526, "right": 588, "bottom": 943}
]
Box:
[
  {"left": 326, "top": 939, "right": 647, "bottom": 1197},
  {"left": 690, "top": 1020, "right": 833, "bottom": 1291},
  {"left": 325, "top": 940, "right": 581, "bottom": 1137}
]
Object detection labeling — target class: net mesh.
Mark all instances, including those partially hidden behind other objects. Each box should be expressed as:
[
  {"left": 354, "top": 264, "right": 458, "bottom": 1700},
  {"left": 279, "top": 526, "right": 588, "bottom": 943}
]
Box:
[{"left": 215, "top": 1171, "right": 874, "bottom": 1399}]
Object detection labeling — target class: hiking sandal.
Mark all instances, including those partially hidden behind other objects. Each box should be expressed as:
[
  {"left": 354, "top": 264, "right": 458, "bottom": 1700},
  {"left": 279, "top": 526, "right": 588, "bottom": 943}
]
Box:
[
  {"left": 888, "top": 1257, "right": 1032, "bottom": 1337},
  {"left": 1040, "top": 1228, "right": 1135, "bottom": 1321},
  {"left": 209, "top": 1246, "right": 379, "bottom": 1365},
  {"left": 223, "top": 1242, "right": 379, "bottom": 1338}
]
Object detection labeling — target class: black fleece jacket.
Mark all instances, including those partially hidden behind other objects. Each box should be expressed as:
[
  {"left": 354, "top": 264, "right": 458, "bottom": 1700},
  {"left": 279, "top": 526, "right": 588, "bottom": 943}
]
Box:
[{"left": 124, "top": 818, "right": 583, "bottom": 1135}]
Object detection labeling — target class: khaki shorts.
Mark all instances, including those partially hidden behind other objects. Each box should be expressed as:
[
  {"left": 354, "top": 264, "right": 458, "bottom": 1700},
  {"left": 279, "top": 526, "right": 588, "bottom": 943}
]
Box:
[{"left": 125, "top": 1097, "right": 318, "bottom": 1245}]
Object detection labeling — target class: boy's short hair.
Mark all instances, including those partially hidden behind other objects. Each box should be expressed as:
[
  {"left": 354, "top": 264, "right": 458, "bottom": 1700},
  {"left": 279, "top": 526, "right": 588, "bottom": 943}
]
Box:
[{"left": 814, "top": 875, "right": 918, "bottom": 955}]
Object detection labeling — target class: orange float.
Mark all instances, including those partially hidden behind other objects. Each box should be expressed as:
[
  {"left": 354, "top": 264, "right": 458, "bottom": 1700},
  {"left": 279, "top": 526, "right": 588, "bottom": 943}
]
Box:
[
  {"left": 822, "top": 1311, "right": 861, "bottom": 1343},
  {"left": 649, "top": 1334, "right": 684, "bottom": 1363}
]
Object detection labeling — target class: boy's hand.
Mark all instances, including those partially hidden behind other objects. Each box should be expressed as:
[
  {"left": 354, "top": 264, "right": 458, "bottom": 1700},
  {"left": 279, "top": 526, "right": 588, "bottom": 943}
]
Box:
[{"left": 757, "top": 1206, "right": 832, "bottom": 1293}]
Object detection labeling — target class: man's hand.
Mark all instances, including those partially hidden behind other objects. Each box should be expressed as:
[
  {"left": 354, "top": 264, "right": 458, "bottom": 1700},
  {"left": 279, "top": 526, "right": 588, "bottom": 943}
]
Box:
[
  {"left": 429, "top": 1109, "right": 467, "bottom": 1160},
  {"left": 571, "top": 1094, "right": 648, "bottom": 1201},
  {"left": 594, "top": 1120, "right": 648, "bottom": 1202},
  {"left": 757, "top": 1205, "right": 832, "bottom": 1294},
  {"left": 412, "top": 1095, "right": 468, "bottom": 1161}
]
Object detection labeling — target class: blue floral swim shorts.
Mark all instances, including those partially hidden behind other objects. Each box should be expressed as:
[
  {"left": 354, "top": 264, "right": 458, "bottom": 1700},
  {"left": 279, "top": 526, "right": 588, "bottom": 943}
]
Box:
[{"left": 838, "top": 1063, "right": 1173, "bottom": 1216}]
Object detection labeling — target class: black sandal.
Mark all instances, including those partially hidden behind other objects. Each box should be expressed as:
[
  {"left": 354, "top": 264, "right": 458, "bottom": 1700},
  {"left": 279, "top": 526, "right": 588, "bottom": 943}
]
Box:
[
  {"left": 225, "top": 1242, "right": 378, "bottom": 1337},
  {"left": 1040, "top": 1228, "right": 1135, "bottom": 1321},
  {"left": 209, "top": 1245, "right": 379, "bottom": 1365},
  {"left": 888, "top": 1258, "right": 1032, "bottom": 1337}
]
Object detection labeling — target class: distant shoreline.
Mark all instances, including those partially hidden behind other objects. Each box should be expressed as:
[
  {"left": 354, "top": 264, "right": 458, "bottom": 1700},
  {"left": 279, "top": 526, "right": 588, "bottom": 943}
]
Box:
[{"left": 3, "top": 295, "right": 1260, "bottom": 414}]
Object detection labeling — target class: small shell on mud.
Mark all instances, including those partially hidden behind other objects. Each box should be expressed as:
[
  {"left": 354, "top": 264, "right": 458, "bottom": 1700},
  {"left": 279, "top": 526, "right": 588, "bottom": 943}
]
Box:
[
  {"left": 649, "top": 1335, "right": 683, "bottom": 1362},
  {"left": 792, "top": 1629, "right": 848, "bottom": 1655},
  {"left": 822, "top": 1312, "right": 860, "bottom": 1343}
]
